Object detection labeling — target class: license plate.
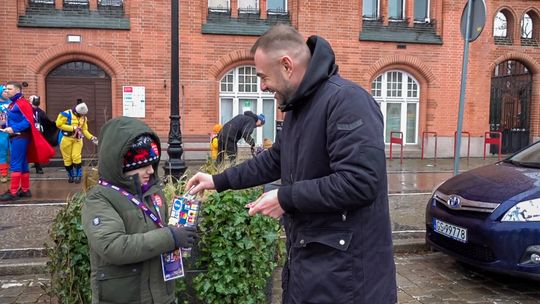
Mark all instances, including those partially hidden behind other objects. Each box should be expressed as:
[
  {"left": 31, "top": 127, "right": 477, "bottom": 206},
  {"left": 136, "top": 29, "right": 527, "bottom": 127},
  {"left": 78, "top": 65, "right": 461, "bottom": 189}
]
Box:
[{"left": 433, "top": 218, "right": 467, "bottom": 243}]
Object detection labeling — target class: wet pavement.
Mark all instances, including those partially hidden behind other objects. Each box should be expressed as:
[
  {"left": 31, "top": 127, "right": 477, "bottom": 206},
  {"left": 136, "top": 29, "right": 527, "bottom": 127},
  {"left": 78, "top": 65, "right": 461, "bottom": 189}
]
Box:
[
  {"left": 1, "top": 157, "right": 514, "bottom": 303},
  {"left": 3, "top": 251, "right": 540, "bottom": 304}
]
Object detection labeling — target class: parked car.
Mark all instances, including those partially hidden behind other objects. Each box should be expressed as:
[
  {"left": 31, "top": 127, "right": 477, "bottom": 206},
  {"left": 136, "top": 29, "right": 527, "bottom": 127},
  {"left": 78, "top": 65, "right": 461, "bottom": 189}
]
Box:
[{"left": 426, "top": 141, "right": 540, "bottom": 280}]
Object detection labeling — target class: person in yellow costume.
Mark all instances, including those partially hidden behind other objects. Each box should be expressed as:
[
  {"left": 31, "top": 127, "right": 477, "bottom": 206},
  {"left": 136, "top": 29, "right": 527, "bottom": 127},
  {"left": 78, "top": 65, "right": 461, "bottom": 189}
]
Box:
[
  {"left": 56, "top": 101, "right": 98, "bottom": 184},
  {"left": 210, "top": 123, "right": 222, "bottom": 161}
]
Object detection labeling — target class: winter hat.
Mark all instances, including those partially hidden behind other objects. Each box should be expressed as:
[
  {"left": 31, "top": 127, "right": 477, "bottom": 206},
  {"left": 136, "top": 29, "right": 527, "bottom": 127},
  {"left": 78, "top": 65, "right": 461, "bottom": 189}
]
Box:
[
  {"left": 212, "top": 123, "right": 223, "bottom": 133},
  {"left": 258, "top": 113, "right": 266, "bottom": 125},
  {"left": 75, "top": 102, "right": 89, "bottom": 115},
  {"left": 29, "top": 95, "right": 40, "bottom": 106},
  {"left": 123, "top": 134, "right": 160, "bottom": 172}
]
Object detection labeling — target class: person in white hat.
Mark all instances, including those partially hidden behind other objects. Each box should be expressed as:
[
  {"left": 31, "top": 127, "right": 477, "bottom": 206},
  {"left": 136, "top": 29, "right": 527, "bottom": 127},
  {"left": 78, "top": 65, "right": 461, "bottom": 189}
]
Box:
[{"left": 55, "top": 99, "right": 98, "bottom": 183}]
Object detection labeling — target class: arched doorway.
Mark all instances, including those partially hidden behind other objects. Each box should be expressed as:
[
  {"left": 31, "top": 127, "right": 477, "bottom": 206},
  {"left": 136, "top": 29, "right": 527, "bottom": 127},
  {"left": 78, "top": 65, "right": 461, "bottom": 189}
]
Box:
[
  {"left": 46, "top": 61, "right": 112, "bottom": 157},
  {"left": 490, "top": 60, "right": 532, "bottom": 153}
]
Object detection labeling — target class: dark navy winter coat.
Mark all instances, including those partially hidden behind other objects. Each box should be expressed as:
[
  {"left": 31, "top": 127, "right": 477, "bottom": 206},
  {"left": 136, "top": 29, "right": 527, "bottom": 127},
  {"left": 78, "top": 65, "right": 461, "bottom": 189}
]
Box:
[{"left": 213, "top": 36, "right": 397, "bottom": 304}]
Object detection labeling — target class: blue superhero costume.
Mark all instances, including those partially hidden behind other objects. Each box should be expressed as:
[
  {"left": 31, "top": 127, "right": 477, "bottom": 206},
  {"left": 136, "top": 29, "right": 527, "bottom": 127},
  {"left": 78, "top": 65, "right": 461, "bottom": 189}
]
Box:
[{"left": 0, "top": 86, "right": 10, "bottom": 178}]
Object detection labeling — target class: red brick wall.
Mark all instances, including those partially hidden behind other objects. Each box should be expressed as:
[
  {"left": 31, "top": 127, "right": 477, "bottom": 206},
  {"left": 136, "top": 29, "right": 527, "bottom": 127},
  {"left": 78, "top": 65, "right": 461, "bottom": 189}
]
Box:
[{"left": 2, "top": 0, "right": 540, "bottom": 154}]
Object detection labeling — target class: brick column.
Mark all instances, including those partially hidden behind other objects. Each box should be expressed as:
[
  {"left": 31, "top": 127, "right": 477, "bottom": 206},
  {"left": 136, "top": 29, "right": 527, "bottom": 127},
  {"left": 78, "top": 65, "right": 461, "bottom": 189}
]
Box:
[
  {"left": 407, "top": 0, "right": 414, "bottom": 27},
  {"left": 260, "top": 0, "right": 267, "bottom": 20},
  {"left": 434, "top": 0, "right": 443, "bottom": 36},
  {"left": 381, "top": 0, "right": 388, "bottom": 26},
  {"left": 55, "top": 0, "right": 63, "bottom": 10},
  {"left": 231, "top": 0, "right": 238, "bottom": 17},
  {"left": 89, "top": 0, "right": 98, "bottom": 11}
]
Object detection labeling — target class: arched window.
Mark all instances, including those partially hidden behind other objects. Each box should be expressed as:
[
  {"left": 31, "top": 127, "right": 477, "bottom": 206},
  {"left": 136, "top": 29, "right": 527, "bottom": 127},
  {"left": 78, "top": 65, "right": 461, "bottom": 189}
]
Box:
[
  {"left": 521, "top": 13, "right": 532, "bottom": 38},
  {"left": 494, "top": 9, "right": 515, "bottom": 45},
  {"left": 494, "top": 12, "right": 507, "bottom": 37},
  {"left": 371, "top": 70, "right": 419, "bottom": 144},
  {"left": 219, "top": 66, "right": 276, "bottom": 144}
]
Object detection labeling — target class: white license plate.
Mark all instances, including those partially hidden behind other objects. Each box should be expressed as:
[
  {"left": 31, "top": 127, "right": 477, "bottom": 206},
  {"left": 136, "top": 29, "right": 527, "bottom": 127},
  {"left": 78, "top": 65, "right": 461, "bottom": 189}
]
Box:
[{"left": 433, "top": 218, "right": 468, "bottom": 243}]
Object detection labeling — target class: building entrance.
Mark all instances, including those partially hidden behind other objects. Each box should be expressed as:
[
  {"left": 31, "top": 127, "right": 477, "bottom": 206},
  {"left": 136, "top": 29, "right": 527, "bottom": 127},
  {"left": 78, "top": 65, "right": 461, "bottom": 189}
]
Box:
[
  {"left": 46, "top": 61, "right": 112, "bottom": 158},
  {"left": 489, "top": 60, "right": 532, "bottom": 154}
]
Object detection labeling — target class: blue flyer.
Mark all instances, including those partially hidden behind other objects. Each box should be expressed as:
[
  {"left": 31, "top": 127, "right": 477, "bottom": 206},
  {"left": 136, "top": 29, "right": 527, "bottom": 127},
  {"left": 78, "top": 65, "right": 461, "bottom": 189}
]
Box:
[{"left": 161, "top": 248, "right": 185, "bottom": 281}]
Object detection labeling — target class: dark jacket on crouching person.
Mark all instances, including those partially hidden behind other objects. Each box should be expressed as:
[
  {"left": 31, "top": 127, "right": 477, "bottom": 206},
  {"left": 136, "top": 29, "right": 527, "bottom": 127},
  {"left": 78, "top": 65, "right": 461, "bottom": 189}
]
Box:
[
  {"left": 217, "top": 111, "right": 259, "bottom": 163},
  {"left": 212, "top": 36, "right": 397, "bottom": 303}
]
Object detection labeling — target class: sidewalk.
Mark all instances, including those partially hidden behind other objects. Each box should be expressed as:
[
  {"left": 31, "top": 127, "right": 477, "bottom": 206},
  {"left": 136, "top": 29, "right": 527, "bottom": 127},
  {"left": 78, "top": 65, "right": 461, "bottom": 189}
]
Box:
[{"left": 0, "top": 157, "right": 503, "bottom": 303}]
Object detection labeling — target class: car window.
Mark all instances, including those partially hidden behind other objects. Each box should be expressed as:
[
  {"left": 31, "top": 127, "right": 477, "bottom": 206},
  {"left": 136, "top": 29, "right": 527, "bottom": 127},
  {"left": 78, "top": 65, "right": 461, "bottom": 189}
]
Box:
[{"left": 509, "top": 141, "right": 540, "bottom": 164}]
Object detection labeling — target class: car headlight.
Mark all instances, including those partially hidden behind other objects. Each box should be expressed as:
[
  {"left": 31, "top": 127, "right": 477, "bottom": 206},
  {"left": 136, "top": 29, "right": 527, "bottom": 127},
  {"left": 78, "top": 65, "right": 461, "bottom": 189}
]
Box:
[{"left": 501, "top": 199, "right": 540, "bottom": 222}]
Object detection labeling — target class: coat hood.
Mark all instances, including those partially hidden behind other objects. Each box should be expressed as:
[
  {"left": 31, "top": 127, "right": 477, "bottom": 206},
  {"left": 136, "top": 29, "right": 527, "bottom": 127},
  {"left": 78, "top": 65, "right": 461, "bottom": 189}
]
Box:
[
  {"left": 280, "top": 35, "right": 339, "bottom": 112},
  {"left": 98, "top": 117, "right": 161, "bottom": 193}
]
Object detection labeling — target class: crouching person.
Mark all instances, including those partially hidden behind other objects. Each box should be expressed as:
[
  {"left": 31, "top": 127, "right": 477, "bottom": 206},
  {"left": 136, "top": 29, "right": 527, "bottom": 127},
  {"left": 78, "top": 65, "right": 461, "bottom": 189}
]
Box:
[{"left": 82, "top": 116, "right": 196, "bottom": 303}]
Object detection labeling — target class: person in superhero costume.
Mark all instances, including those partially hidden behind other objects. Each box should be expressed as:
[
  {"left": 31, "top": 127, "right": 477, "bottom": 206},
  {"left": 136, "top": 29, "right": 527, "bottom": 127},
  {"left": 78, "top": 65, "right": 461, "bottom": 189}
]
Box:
[
  {"left": 56, "top": 100, "right": 98, "bottom": 184},
  {"left": 0, "top": 81, "right": 55, "bottom": 201},
  {"left": 0, "top": 86, "right": 11, "bottom": 183},
  {"left": 28, "top": 95, "right": 59, "bottom": 174}
]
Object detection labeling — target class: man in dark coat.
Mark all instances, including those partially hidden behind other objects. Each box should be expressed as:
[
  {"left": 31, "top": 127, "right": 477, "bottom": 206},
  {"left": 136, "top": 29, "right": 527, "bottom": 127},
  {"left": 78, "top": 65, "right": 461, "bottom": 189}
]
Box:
[
  {"left": 187, "top": 24, "right": 397, "bottom": 303},
  {"left": 217, "top": 110, "right": 265, "bottom": 164}
]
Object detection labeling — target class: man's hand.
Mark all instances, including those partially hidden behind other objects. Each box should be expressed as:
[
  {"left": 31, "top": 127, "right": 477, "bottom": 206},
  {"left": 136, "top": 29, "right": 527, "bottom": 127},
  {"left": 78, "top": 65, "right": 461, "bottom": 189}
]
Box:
[
  {"left": 246, "top": 189, "right": 284, "bottom": 218},
  {"left": 185, "top": 172, "right": 215, "bottom": 195}
]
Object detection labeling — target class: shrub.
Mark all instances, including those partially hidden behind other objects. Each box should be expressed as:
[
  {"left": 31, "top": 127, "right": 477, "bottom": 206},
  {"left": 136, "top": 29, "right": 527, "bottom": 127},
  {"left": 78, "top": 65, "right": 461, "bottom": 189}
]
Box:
[
  {"left": 191, "top": 188, "right": 282, "bottom": 304},
  {"left": 46, "top": 164, "right": 282, "bottom": 303},
  {"left": 44, "top": 192, "right": 91, "bottom": 303}
]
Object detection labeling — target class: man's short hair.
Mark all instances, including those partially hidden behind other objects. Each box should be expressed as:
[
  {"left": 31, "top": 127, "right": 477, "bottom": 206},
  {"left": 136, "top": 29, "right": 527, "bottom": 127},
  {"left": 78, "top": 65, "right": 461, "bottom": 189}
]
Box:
[
  {"left": 6, "top": 81, "right": 23, "bottom": 90},
  {"left": 250, "top": 24, "right": 307, "bottom": 56}
]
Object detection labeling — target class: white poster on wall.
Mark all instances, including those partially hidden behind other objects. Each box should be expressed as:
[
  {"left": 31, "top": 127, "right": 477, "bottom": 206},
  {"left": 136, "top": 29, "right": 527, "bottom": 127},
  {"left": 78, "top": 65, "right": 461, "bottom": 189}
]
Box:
[{"left": 123, "top": 86, "right": 145, "bottom": 118}]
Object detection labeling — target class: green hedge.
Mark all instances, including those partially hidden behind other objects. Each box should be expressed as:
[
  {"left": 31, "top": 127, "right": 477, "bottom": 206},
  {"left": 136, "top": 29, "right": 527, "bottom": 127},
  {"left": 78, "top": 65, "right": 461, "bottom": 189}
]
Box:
[{"left": 46, "top": 176, "right": 282, "bottom": 303}]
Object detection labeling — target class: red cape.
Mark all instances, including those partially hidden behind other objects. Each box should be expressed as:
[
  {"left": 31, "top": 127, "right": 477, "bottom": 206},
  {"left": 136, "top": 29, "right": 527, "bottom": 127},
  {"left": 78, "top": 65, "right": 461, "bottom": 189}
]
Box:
[{"left": 15, "top": 97, "right": 55, "bottom": 164}]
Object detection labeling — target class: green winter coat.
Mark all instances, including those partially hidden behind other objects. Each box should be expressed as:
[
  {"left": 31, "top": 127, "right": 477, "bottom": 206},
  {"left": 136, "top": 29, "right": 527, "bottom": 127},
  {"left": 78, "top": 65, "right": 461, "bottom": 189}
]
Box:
[{"left": 82, "top": 117, "right": 176, "bottom": 304}]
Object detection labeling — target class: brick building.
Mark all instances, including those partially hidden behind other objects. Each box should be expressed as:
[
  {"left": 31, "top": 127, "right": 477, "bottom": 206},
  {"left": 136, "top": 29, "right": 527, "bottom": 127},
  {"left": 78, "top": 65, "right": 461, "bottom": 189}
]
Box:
[{"left": 1, "top": 0, "right": 539, "bottom": 160}]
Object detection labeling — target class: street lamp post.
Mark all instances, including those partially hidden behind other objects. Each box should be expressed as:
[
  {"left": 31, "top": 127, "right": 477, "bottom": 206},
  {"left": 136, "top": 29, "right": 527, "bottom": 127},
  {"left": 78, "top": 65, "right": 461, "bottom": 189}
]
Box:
[{"left": 163, "top": 0, "right": 187, "bottom": 180}]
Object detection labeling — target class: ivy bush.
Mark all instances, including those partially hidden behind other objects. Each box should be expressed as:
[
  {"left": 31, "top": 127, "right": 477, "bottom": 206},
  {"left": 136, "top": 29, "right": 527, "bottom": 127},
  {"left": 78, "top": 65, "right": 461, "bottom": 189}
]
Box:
[
  {"left": 44, "top": 192, "right": 92, "bottom": 303},
  {"left": 191, "top": 189, "right": 282, "bottom": 304}
]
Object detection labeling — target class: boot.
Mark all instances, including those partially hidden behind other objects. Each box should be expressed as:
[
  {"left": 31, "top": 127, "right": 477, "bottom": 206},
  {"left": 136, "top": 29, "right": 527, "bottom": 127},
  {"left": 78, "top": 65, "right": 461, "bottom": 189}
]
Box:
[
  {"left": 65, "top": 165, "right": 74, "bottom": 183},
  {"left": 1, "top": 172, "right": 21, "bottom": 201},
  {"left": 74, "top": 164, "right": 82, "bottom": 184},
  {"left": 34, "top": 163, "right": 44, "bottom": 174},
  {"left": 19, "top": 172, "right": 31, "bottom": 197}
]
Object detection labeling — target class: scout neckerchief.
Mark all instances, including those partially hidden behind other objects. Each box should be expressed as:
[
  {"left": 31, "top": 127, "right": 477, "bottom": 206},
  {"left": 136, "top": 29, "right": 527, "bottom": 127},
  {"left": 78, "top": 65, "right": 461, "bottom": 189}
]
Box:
[{"left": 98, "top": 179, "right": 163, "bottom": 228}]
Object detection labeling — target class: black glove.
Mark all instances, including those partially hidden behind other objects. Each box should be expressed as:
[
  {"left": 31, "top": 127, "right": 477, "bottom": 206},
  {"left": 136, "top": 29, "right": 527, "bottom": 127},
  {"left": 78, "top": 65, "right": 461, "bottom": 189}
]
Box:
[{"left": 168, "top": 226, "right": 197, "bottom": 248}]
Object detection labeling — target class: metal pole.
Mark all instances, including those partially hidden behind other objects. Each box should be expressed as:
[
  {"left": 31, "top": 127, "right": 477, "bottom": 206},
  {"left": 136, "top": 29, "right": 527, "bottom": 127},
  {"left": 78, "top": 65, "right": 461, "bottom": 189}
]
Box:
[
  {"left": 454, "top": 0, "right": 474, "bottom": 176},
  {"left": 164, "top": 0, "right": 187, "bottom": 180}
]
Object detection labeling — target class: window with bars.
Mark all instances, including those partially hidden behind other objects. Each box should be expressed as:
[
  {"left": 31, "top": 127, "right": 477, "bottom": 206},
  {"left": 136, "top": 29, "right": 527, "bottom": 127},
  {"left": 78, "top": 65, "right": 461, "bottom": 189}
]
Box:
[
  {"left": 208, "top": 0, "right": 230, "bottom": 13},
  {"left": 238, "top": 0, "right": 259, "bottom": 14},
  {"left": 64, "top": 0, "right": 89, "bottom": 6},
  {"left": 98, "top": 0, "right": 123, "bottom": 6},
  {"left": 30, "top": 0, "right": 54, "bottom": 4},
  {"left": 267, "top": 0, "right": 287, "bottom": 15}
]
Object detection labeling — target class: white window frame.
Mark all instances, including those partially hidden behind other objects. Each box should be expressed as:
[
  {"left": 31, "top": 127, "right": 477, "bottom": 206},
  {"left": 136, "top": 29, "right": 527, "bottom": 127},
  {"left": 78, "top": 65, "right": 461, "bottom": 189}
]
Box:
[
  {"left": 219, "top": 66, "right": 276, "bottom": 145},
  {"left": 362, "top": 0, "right": 380, "bottom": 20},
  {"left": 413, "top": 0, "right": 430, "bottom": 23},
  {"left": 388, "top": 0, "right": 406, "bottom": 21},
  {"left": 372, "top": 70, "right": 420, "bottom": 145},
  {"left": 267, "top": 0, "right": 288, "bottom": 14},
  {"left": 208, "top": 0, "right": 230, "bottom": 12}
]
